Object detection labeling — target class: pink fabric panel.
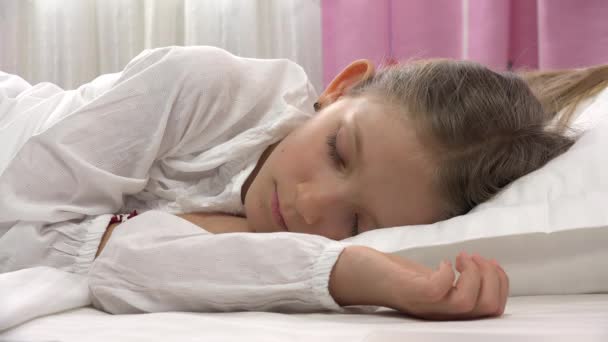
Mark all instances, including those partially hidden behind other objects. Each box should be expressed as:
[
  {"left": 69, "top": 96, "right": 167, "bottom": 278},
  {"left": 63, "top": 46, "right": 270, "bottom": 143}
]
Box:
[
  {"left": 538, "top": 0, "right": 608, "bottom": 69},
  {"left": 390, "top": 0, "right": 462, "bottom": 61},
  {"left": 467, "top": 0, "right": 511, "bottom": 70},
  {"left": 322, "top": 0, "right": 390, "bottom": 86},
  {"left": 508, "top": 0, "right": 539, "bottom": 70},
  {"left": 321, "top": 0, "right": 608, "bottom": 88}
]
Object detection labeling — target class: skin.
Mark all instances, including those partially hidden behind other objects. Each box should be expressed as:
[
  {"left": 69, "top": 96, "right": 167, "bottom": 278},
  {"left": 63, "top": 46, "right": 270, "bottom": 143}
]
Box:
[
  {"left": 97, "top": 94, "right": 443, "bottom": 249},
  {"left": 96, "top": 95, "right": 443, "bottom": 253},
  {"left": 241, "top": 95, "right": 445, "bottom": 240},
  {"left": 95, "top": 59, "right": 509, "bottom": 320}
]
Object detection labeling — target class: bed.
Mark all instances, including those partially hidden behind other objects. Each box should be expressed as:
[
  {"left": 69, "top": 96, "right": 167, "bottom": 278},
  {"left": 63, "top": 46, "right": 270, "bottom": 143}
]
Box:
[
  {"left": 2, "top": 50, "right": 608, "bottom": 341},
  {"left": 1, "top": 294, "right": 607, "bottom": 341}
]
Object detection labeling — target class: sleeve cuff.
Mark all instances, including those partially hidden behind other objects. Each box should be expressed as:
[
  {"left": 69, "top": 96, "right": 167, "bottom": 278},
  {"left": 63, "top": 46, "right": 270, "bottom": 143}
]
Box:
[
  {"left": 311, "top": 241, "right": 382, "bottom": 314},
  {"left": 310, "top": 241, "right": 349, "bottom": 312}
]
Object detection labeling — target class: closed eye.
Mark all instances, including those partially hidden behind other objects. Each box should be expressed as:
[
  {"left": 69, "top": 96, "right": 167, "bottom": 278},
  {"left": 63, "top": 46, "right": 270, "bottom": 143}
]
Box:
[
  {"left": 326, "top": 128, "right": 359, "bottom": 236},
  {"left": 326, "top": 129, "right": 342, "bottom": 167}
]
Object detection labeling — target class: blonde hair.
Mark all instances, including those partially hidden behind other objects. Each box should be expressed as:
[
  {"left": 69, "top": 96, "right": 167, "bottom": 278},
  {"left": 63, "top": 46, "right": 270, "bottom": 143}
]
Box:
[
  {"left": 520, "top": 64, "right": 608, "bottom": 130},
  {"left": 347, "top": 60, "right": 608, "bottom": 218}
]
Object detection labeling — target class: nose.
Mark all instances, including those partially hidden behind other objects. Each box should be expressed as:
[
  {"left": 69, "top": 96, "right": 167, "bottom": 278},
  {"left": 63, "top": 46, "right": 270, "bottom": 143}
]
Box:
[{"left": 295, "top": 181, "right": 349, "bottom": 226}]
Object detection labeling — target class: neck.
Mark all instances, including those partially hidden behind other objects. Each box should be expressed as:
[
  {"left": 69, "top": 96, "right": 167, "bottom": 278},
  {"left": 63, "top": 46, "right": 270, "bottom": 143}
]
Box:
[{"left": 241, "top": 141, "right": 280, "bottom": 205}]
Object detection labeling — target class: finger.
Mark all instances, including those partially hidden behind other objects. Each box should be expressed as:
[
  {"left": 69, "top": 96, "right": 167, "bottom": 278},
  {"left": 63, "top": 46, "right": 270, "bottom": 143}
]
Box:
[
  {"left": 405, "top": 252, "right": 481, "bottom": 319},
  {"left": 424, "top": 260, "right": 456, "bottom": 302},
  {"left": 405, "top": 259, "right": 456, "bottom": 303},
  {"left": 491, "top": 259, "right": 509, "bottom": 315},
  {"left": 470, "top": 255, "right": 501, "bottom": 317},
  {"left": 452, "top": 252, "right": 482, "bottom": 313},
  {"left": 455, "top": 251, "right": 466, "bottom": 273},
  {"left": 439, "top": 252, "right": 482, "bottom": 315}
]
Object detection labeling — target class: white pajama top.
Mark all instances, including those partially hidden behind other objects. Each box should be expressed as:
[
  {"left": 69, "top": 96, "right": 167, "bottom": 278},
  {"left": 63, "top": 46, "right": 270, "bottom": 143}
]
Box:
[{"left": 0, "top": 46, "right": 373, "bottom": 314}]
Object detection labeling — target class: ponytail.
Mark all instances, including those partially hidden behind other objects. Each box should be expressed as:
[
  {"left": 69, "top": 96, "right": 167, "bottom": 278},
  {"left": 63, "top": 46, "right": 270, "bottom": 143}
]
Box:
[{"left": 517, "top": 64, "right": 608, "bottom": 129}]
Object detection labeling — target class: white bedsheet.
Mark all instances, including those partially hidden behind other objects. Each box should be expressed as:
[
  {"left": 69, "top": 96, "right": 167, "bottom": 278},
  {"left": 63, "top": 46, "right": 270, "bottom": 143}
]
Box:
[{"left": 1, "top": 294, "right": 607, "bottom": 341}]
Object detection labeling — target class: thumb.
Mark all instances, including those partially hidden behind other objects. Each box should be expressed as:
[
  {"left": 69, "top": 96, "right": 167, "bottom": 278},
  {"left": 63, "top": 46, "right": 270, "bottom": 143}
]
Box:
[{"left": 416, "top": 260, "right": 455, "bottom": 303}]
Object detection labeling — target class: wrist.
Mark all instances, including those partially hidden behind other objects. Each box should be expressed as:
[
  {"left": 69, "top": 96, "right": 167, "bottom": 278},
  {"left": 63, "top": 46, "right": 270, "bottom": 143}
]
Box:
[{"left": 329, "top": 245, "right": 398, "bottom": 308}]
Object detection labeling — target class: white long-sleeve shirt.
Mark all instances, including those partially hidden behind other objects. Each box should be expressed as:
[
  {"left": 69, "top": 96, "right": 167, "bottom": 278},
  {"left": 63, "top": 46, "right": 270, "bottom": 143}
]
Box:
[
  {"left": 0, "top": 45, "right": 316, "bottom": 225},
  {"left": 89, "top": 210, "right": 360, "bottom": 314},
  {"left": 0, "top": 46, "right": 375, "bottom": 315}
]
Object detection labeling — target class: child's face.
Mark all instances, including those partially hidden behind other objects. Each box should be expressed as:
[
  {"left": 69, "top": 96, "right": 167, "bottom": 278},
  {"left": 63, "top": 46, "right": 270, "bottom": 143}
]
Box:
[{"left": 242, "top": 95, "right": 446, "bottom": 240}]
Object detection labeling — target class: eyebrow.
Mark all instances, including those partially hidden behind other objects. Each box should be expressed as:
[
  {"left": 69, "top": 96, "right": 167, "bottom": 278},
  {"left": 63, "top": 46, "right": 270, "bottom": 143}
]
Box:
[{"left": 349, "top": 118, "right": 381, "bottom": 231}]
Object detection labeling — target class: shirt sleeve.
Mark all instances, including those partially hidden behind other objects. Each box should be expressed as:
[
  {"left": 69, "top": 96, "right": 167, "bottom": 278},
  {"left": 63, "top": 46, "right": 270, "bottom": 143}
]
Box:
[
  {"left": 88, "top": 210, "right": 379, "bottom": 314},
  {"left": 0, "top": 46, "right": 314, "bottom": 225},
  {"left": 0, "top": 47, "right": 215, "bottom": 224}
]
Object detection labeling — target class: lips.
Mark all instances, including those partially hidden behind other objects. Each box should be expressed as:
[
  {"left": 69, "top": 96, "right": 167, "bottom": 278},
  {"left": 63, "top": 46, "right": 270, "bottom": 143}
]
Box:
[{"left": 271, "top": 183, "right": 288, "bottom": 231}]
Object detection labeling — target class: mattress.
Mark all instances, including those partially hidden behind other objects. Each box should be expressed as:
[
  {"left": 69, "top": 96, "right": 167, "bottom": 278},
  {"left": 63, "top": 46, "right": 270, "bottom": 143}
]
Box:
[{"left": 1, "top": 294, "right": 607, "bottom": 341}]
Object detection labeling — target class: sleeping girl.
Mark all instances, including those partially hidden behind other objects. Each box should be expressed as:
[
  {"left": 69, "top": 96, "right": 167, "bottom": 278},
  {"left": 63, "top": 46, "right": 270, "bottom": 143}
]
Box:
[{"left": 1, "top": 46, "right": 606, "bottom": 320}]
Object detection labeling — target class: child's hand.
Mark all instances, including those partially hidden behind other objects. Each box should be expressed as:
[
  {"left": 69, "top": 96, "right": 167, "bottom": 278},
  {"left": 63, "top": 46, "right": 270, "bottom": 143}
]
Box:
[{"left": 329, "top": 246, "right": 509, "bottom": 320}]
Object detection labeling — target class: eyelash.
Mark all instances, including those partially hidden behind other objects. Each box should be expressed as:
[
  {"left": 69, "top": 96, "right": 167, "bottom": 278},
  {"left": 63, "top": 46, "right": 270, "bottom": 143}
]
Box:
[
  {"left": 326, "top": 129, "right": 359, "bottom": 236},
  {"left": 326, "top": 131, "right": 342, "bottom": 167}
]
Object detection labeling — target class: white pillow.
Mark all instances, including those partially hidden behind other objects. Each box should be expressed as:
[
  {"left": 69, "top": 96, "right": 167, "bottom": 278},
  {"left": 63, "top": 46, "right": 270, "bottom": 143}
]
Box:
[{"left": 346, "top": 85, "right": 608, "bottom": 296}]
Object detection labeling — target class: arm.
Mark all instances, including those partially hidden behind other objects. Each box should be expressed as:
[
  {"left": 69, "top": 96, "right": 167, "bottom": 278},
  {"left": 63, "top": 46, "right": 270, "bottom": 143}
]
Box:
[
  {"left": 92, "top": 211, "right": 509, "bottom": 319},
  {"left": 2, "top": 46, "right": 311, "bottom": 225},
  {"left": 95, "top": 212, "right": 251, "bottom": 258},
  {"left": 0, "top": 48, "right": 173, "bottom": 224},
  {"left": 90, "top": 210, "right": 358, "bottom": 313}
]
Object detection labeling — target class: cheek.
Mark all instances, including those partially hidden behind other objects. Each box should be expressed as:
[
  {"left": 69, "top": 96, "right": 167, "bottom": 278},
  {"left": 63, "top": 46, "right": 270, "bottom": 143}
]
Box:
[
  {"left": 274, "top": 146, "right": 305, "bottom": 183},
  {"left": 275, "top": 132, "right": 316, "bottom": 176}
]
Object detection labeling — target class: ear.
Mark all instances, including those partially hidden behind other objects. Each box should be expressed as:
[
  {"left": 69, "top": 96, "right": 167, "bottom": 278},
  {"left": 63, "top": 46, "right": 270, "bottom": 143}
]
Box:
[{"left": 317, "top": 59, "right": 375, "bottom": 110}]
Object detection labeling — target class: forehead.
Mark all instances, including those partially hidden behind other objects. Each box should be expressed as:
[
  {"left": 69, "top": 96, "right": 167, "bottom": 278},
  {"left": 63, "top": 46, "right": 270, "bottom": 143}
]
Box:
[{"left": 341, "top": 97, "right": 443, "bottom": 230}]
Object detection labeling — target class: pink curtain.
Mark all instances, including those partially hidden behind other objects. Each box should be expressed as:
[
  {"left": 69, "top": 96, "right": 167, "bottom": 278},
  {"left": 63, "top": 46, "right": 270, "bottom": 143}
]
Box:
[{"left": 322, "top": 0, "right": 608, "bottom": 87}]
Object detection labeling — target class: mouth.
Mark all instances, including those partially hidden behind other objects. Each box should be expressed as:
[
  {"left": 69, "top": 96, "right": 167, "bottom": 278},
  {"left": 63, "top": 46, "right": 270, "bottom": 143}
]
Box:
[{"left": 271, "top": 182, "right": 288, "bottom": 231}]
